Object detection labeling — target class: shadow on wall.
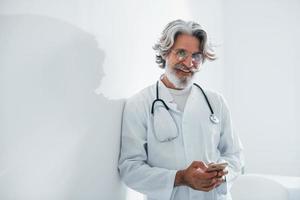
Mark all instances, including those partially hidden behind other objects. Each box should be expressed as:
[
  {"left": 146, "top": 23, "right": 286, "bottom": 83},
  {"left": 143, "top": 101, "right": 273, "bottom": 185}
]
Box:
[{"left": 0, "top": 14, "right": 126, "bottom": 200}]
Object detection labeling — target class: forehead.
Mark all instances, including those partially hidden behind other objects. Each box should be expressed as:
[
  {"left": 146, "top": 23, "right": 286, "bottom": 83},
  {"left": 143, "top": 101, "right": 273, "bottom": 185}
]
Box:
[{"left": 172, "top": 33, "right": 200, "bottom": 52}]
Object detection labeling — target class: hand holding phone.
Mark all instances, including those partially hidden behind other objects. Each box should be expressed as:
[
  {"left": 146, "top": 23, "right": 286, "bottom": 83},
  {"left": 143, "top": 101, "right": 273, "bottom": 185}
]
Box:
[{"left": 206, "top": 162, "right": 228, "bottom": 172}]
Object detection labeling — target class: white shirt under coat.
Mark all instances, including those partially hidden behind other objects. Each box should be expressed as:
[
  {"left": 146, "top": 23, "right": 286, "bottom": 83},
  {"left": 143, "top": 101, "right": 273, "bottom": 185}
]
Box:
[{"left": 118, "top": 79, "right": 244, "bottom": 200}]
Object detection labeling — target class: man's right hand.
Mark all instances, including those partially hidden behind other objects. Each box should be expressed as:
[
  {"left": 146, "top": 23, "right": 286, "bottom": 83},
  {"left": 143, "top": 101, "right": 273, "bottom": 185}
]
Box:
[{"left": 174, "top": 161, "right": 223, "bottom": 192}]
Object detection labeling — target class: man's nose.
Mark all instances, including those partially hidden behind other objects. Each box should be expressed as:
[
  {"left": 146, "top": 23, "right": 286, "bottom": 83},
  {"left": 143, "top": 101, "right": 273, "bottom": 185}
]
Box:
[{"left": 182, "top": 55, "right": 194, "bottom": 68}]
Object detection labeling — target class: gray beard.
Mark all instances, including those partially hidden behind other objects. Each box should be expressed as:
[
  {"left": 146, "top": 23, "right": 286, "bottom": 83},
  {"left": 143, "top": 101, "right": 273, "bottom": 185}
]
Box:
[{"left": 165, "top": 66, "right": 194, "bottom": 89}]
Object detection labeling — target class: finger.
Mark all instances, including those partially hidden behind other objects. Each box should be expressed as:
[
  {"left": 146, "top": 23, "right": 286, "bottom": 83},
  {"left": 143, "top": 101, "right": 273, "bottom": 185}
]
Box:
[
  {"left": 194, "top": 171, "right": 217, "bottom": 181},
  {"left": 216, "top": 171, "right": 228, "bottom": 178},
  {"left": 214, "top": 178, "right": 225, "bottom": 188},
  {"left": 202, "top": 182, "right": 216, "bottom": 189},
  {"left": 196, "top": 178, "right": 215, "bottom": 185},
  {"left": 191, "top": 161, "right": 207, "bottom": 169},
  {"left": 214, "top": 182, "right": 222, "bottom": 188},
  {"left": 217, "top": 169, "right": 228, "bottom": 177},
  {"left": 203, "top": 171, "right": 218, "bottom": 179},
  {"left": 202, "top": 177, "right": 225, "bottom": 190},
  {"left": 214, "top": 177, "right": 224, "bottom": 183},
  {"left": 201, "top": 181, "right": 218, "bottom": 192},
  {"left": 200, "top": 178, "right": 217, "bottom": 188}
]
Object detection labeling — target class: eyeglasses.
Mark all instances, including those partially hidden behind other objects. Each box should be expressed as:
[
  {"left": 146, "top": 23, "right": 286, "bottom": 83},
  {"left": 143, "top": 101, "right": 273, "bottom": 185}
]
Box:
[{"left": 171, "top": 49, "right": 203, "bottom": 66}]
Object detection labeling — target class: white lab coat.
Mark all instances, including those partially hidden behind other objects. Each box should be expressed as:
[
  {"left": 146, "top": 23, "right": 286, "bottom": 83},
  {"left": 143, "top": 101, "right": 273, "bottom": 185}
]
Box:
[{"left": 118, "top": 80, "right": 244, "bottom": 200}]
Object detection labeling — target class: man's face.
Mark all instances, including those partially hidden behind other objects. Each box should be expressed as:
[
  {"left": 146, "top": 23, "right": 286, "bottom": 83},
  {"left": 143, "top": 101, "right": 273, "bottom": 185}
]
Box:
[{"left": 165, "top": 34, "right": 201, "bottom": 89}]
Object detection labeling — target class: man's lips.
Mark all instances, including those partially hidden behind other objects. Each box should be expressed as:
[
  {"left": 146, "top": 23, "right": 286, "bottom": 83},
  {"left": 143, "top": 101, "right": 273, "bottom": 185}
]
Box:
[
  {"left": 176, "top": 68, "right": 192, "bottom": 74},
  {"left": 179, "top": 68, "right": 191, "bottom": 73},
  {"left": 174, "top": 64, "right": 193, "bottom": 73}
]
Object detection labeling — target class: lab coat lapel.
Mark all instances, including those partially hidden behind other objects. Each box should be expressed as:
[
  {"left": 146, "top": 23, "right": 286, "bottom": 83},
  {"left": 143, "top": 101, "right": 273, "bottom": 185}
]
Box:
[
  {"left": 184, "top": 84, "right": 212, "bottom": 122},
  {"left": 182, "top": 85, "right": 207, "bottom": 164},
  {"left": 183, "top": 84, "right": 212, "bottom": 122},
  {"left": 157, "top": 80, "right": 178, "bottom": 112},
  {"left": 182, "top": 84, "right": 199, "bottom": 130}
]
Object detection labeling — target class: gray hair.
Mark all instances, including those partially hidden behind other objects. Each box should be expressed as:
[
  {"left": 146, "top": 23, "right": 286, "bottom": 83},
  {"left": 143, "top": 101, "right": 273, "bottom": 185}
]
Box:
[{"left": 153, "top": 19, "right": 216, "bottom": 68}]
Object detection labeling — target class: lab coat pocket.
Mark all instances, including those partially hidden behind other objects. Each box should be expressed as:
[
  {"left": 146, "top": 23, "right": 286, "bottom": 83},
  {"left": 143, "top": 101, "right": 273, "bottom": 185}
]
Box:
[{"left": 153, "top": 106, "right": 178, "bottom": 142}]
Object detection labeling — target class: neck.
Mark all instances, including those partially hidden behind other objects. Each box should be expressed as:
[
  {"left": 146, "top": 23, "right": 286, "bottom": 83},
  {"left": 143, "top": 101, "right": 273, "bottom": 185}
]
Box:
[{"left": 161, "top": 74, "right": 182, "bottom": 90}]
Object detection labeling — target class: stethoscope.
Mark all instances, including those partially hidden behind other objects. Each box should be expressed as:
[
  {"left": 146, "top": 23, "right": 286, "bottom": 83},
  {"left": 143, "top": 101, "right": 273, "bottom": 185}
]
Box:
[{"left": 151, "top": 81, "right": 220, "bottom": 124}]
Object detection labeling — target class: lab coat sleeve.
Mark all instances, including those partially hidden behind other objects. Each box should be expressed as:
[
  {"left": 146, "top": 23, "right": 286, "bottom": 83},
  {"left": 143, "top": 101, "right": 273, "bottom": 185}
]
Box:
[
  {"left": 216, "top": 95, "right": 245, "bottom": 195},
  {"left": 118, "top": 98, "right": 177, "bottom": 200}
]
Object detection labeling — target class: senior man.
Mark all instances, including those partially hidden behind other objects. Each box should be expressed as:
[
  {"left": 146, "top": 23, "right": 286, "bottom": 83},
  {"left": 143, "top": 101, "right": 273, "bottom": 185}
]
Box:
[{"left": 118, "top": 19, "right": 244, "bottom": 200}]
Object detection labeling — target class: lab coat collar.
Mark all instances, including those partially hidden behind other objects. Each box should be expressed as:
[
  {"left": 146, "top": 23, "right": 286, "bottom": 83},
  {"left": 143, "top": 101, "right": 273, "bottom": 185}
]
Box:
[
  {"left": 157, "top": 79, "right": 193, "bottom": 112},
  {"left": 157, "top": 79, "right": 174, "bottom": 103}
]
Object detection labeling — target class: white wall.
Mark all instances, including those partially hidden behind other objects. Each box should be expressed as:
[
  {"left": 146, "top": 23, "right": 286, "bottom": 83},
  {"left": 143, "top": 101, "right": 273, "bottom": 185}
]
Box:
[
  {"left": 223, "top": 0, "right": 300, "bottom": 176},
  {"left": 0, "top": 0, "right": 299, "bottom": 199},
  {"left": 0, "top": 0, "right": 223, "bottom": 199},
  {"left": 0, "top": 14, "right": 125, "bottom": 199}
]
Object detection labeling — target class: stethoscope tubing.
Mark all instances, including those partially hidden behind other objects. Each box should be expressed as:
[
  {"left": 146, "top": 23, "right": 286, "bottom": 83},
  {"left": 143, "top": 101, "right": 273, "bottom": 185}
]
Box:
[{"left": 151, "top": 81, "right": 219, "bottom": 124}]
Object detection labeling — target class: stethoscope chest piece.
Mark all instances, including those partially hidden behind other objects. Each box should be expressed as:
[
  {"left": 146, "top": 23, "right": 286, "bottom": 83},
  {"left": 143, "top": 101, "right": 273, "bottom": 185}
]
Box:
[{"left": 210, "top": 114, "right": 219, "bottom": 124}]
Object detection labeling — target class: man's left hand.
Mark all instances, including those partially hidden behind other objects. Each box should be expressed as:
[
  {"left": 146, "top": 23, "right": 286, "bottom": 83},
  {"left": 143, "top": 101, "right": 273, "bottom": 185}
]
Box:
[{"left": 214, "top": 169, "right": 228, "bottom": 187}]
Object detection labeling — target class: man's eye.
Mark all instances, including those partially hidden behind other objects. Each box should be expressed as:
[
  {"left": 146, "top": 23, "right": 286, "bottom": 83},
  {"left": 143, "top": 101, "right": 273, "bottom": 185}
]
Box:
[
  {"left": 193, "top": 53, "right": 202, "bottom": 61},
  {"left": 177, "top": 50, "right": 186, "bottom": 57}
]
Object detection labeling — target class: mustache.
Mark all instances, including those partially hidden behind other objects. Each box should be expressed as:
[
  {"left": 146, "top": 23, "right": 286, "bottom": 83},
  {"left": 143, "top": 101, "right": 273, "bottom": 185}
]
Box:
[{"left": 174, "top": 64, "right": 198, "bottom": 73}]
